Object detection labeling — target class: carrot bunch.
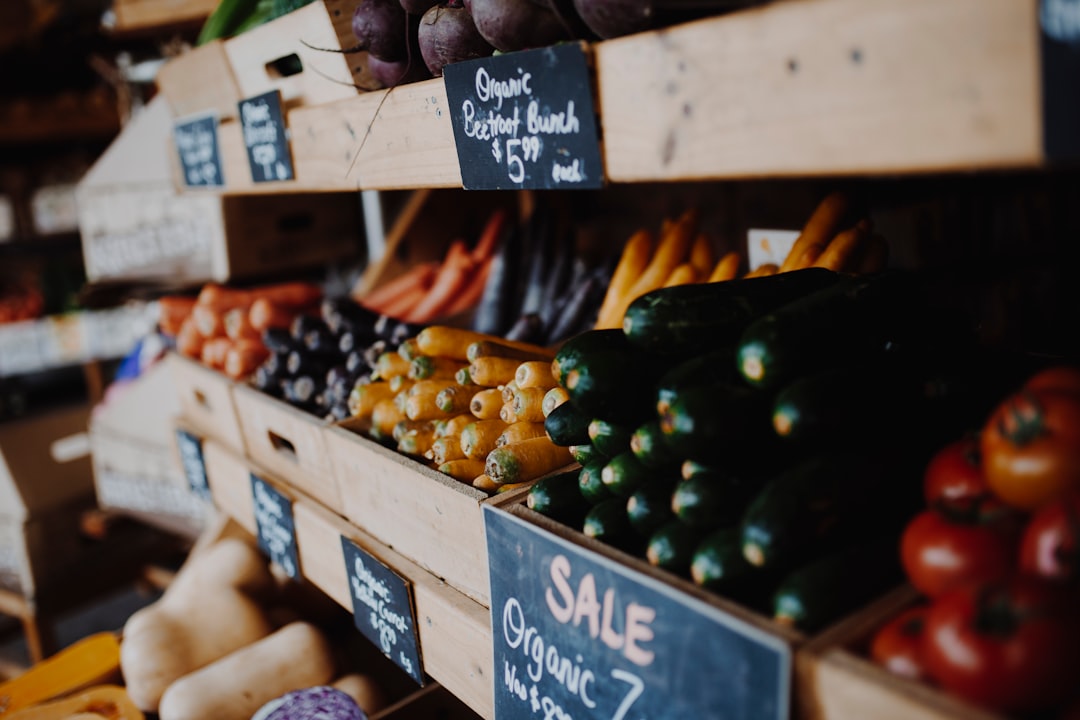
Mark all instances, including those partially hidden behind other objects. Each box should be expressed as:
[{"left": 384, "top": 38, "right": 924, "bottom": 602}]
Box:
[
  {"left": 161, "top": 281, "right": 322, "bottom": 380},
  {"left": 343, "top": 325, "right": 572, "bottom": 495},
  {"left": 356, "top": 209, "right": 506, "bottom": 324},
  {"left": 594, "top": 193, "right": 888, "bottom": 330}
]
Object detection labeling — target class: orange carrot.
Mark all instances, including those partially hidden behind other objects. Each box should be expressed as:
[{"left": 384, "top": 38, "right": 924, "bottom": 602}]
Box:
[
  {"left": 197, "top": 283, "right": 252, "bottom": 311},
  {"left": 443, "top": 255, "right": 494, "bottom": 317},
  {"left": 471, "top": 208, "right": 508, "bottom": 262},
  {"left": 379, "top": 281, "right": 432, "bottom": 321},
  {"left": 200, "top": 337, "right": 233, "bottom": 370},
  {"left": 224, "top": 307, "right": 260, "bottom": 341},
  {"left": 250, "top": 281, "right": 322, "bottom": 309},
  {"left": 176, "top": 317, "right": 204, "bottom": 358},
  {"left": 158, "top": 296, "right": 196, "bottom": 336},
  {"left": 708, "top": 251, "right": 742, "bottom": 283},
  {"left": 662, "top": 263, "right": 698, "bottom": 288},
  {"left": 406, "top": 240, "right": 475, "bottom": 323},
  {"left": 359, "top": 262, "right": 439, "bottom": 312},
  {"left": 223, "top": 339, "right": 269, "bottom": 379},
  {"left": 594, "top": 229, "right": 654, "bottom": 330},
  {"left": 248, "top": 298, "right": 295, "bottom": 332},
  {"left": 780, "top": 192, "right": 852, "bottom": 272},
  {"left": 689, "top": 233, "right": 714, "bottom": 275},
  {"left": 192, "top": 303, "right": 228, "bottom": 338}
]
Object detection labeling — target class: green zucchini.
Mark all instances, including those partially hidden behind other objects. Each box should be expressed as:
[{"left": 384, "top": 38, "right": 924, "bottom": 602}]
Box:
[
  {"left": 655, "top": 348, "right": 739, "bottom": 416},
  {"left": 691, "top": 527, "right": 771, "bottom": 605},
  {"left": 600, "top": 452, "right": 653, "bottom": 498},
  {"left": 658, "top": 381, "right": 774, "bottom": 464},
  {"left": 630, "top": 420, "right": 680, "bottom": 470},
  {"left": 623, "top": 267, "right": 843, "bottom": 356},
  {"left": 645, "top": 520, "right": 703, "bottom": 576},
  {"left": 544, "top": 401, "right": 591, "bottom": 446},
  {"left": 773, "top": 544, "right": 901, "bottom": 633},
  {"left": 527, "top": 470, "right": 590, "bottom": 526},
  {"left": 569, "top": 443, "right": 605, "bottom": 466},
  {"left": 551, "top": 329, "right": 625, "bottom": 386},
  {"left": 588, "top": 419, "right": 634, "bottom": 458},
  {"left": 577, "top": 462, "right": 611, "bottom": 504},
  {"left": 681, "top": 459, "right": 715, "bottom": 481},
  {"left": 626, "top": 482, "right": 677, "bottom": 536},
  {"left": 736, "top": 272, "right": 923, "bottom": 390},
  {"left": 740, "top": 454, "right": 885, "bottom": 572},
  {"left": 583, "top": 498, "right": 639, "bottom": 553},
  {"left": 671, "top": 471, "right": 759, "bottom": 529},
  {"left": 557, "top": 332, "right": 667, "bottom": 421}
]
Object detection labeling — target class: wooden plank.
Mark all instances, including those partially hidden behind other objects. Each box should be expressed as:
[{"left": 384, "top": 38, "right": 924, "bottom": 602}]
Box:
[
  {"left": 291, "top": 494, "right": 494, "bottom": 719},
  {"left": 286, "top": 78, "right": 461, "bottom": 191},
  {"left": 597, "top": 0, "right": 1042, "bottom": 180},
  {"left": 232, "top": 385, "right": 342, "bottom": 509},
  {"left": 202, "top": 438, "right": 258, "bottom": 537},
  {"left": 113, "top": 0, "right": 217, "bottom": 32},
  {"left": 167, "top": 354, "right": 246, "bottom": 454},
  {"left": 797, "top": 586, "right": 1004, "bottom": 720},
  {"left": 224, "top": 2, "right": 359, "bottom": 111},
  {"left": 157, "top": 41, "right": 242, "bottom": 119},
  {"left": 327, "top": 425, "right": 530, "bottom": 607}
]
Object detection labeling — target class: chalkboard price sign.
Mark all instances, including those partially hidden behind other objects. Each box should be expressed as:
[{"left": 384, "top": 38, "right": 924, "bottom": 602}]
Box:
[
  {"left": 250, "top": 474, "right": 299, "bottom": 579},
  {"left": 175, "top": 429, "right": 211, "bottom": 500},
  {"left": 484, "top": 506, "right": 791, "bottom": 720},
  {"left": 238, "top": 90, "right": 295, "bottom": 183},
  {"left": 340, "top": 536, "right": 424, "bottom": 684},
  {"left": 444, "top": 43, "right": 604, "bottom": 190},
  {"left": 174, "top": 112, "right": 224, "bottom": 188},
  {"left": 1041, "top": 0, "right": 1080, "bottom": 161}
]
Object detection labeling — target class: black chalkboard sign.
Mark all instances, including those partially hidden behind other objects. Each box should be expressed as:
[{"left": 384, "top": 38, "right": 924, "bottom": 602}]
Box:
[
  {"left": 250, "top": 474, "right": 299, "bottom": 579},
  {"left": 484, "top": 506, "right": 790, "bottom": 720},
  {"left": 174, "top": 112, "right": 224, "bottom": 188},
  {"left": 1041, "top": 0, "right": 1080, "bottom": 162},
  {"left": 238, "top": 90, "right": 295, "bottom": 183},
  {"left": 340, "top": 536, "right": 424, "bottom": 685},
  {"left": 444, "top": 43, "right": 604, "bottom": 190},
  {"left": 175, "top": 429, "right": 211, "bottom": 501}
]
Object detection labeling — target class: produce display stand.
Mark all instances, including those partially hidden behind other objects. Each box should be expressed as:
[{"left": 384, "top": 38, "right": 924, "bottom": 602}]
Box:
[
  {"left": 188, "top": 426, "right": 496, "bottom": 719},
  {"left": 794, "top": 587, "right": 1003, "bottom": 720},
  {"left": 167, "top": 353, "right": 248, "bottom": 456}
]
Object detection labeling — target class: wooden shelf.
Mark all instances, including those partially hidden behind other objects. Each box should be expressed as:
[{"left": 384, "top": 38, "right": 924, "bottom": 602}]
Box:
[{"left": 165, "top": 0, "right": 1072, "bottom": 195}]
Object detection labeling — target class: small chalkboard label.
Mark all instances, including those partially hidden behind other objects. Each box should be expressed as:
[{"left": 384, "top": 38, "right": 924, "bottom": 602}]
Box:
[
  {"left": 174, "top": 112, "right": 224, "bottom": 188},
  {"left": 1041, "top": 0, "right": 1080, "bottom": 162},
  {"left": 238, "top": 90, "right": 295, "bottom": 183},
  {"left": 340, "top": 536, "right": 424, "bottom": 685},
  {"left": 250, "top": 474, "right": 299, "bottom": 578},
  {"left": 175, "top": 429, "right": 211, "bottom": 500},
  {"left": 484, "top": 506, "right": 791, "bottom": 720},
  {"left": 444, "top": 44, "right": 604, "bottom": 190}
]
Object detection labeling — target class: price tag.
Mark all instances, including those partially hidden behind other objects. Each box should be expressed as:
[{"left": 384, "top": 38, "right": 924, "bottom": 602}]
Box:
[
  {"left": 747, "top": 229, "right": 801, "bottom": 271},
  {"left": 175, "top": 429, "right": 211, "bottom": 500},
  {"left": 174, "top": 112, "right": 224, "bottom": 188},
  {"left": 340, "top": 536, "right": 424, "bottom": 685},
  {"left": 444, "top": 43, "right": 604, "bottom": 190},
  {"left": 1041, "top": 0, "right": 1080, "bottom": 161},
  {"left": 484, "top": 506, "right": 791, "bottom": 720},
  {"left": 250, "top": 474, "right": 299, "bottom": 578},
  {"left": 238, "top": 90, "right": 295, "bottom": 183}
]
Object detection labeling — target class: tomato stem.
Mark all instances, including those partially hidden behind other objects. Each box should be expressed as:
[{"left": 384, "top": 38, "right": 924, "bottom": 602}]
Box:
[{"left": 999, "top": 391, "right": 1049, "bottom": 446}]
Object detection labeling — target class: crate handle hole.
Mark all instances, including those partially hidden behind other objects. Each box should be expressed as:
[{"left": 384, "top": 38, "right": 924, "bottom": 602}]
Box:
[
  {"left": 268, "top": 430, "right": 299, "bottom": 462},
  {"left": 266, "top": 54, "right": 304, "bottom": 79},
  {"left": 278, "top": 212, "right": 314, "bottom": 232},
  {"left": 194, "top": 389, "right": 210, "bottom": 409}
]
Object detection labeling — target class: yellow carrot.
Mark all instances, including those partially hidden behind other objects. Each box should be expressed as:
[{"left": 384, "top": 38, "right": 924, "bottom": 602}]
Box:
[
  {"left": 469, "top": 388, "right": 504, "bottom": 419},
  {"left": 347, "top": 381, "right": 394, "bottom": 419},
  {"left": 780, "top": 192, "right": 851, "bottom": 272},
  {"left": 497, "top": 421, "right": 547, "bottom": 447},
  {"left": 409, "top": 356, "right": 467, "bottom": 381},
  {"left": 417, "top": 326, "right": 548, "bottom": 361},
  {"left": 708, "top": 251, "right": 741, "bottom": 283},
  {"left": 469, "top": 356, "right": 521, "bottom": 387},
  {"left": 427, "top": 436, "right": 466, "bottom": 465},
  {"left": 745, "top": 263, "right": 779, "bottom": 279},
  {"left": 514, "top": 360, "right": 556, "bottom": 389},
  {"left": 542, "top": 386, "right": 570, "bottom": 417},
  {"left": 436, "top": 384, "right": 477, "bottom": 415},
  {"left": 662, "top": 263, "right": 698, "bottom": 288},
  {"left": 621, "top": 208, "right": 698, "bottom": 303},
  {"left": 438, "top": 458, "right": 487, "bottom": 482},
  {"left": 512, "top": 387, "right": 547, "bottom": 423},
  {"left": 594, "top": 229, "right": 654, "bottom": 330},
  {"left": 814, "top": 222, "right": 870, "bottom": 272},
  {"left": 460, "top": 419, "right": 508, "bottom": 459},
  {"left": 689, "top": 233, "right": 714, "bottom": 275},
  {"left": 467, "top": 340, "right": 555, "bottom": 364},
  {"left": 485, "top": 437, "right": 573, "bottom": 484}
]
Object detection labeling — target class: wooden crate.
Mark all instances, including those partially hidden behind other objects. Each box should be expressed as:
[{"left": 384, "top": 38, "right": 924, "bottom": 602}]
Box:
[
  {"left": 795, "top": 586, "right": 1003, "bottom": 720},
  {"left": 198, "top": 432, "right": 494, "bottom": 718},
  {"left": 156, "top": 41, "right": 243, "bottom": 119},
  {"left": 326, "top": 425, "right": 531, "bottom": 607},
  {"left": 167, "top": 353, "right": 246, "bottom": 454},
  {"left": 374, "top": 684, "right": 482, "bottom": 720},
  {"left": 113, "top": 0, "right": 218, "bottom": 33},
  {"left": 232, "top": 384, "right": 341, "bottom": 510},
  {"left": 596, "top": 0, "right": 1041, "bottom": 181}
]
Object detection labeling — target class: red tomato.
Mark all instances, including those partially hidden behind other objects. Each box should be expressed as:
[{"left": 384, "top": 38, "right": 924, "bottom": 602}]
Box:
[
  {"left": 923, "top": 437, "right": 985, "bottom": 505},
  {"left": 982, "top": 388, "right": 1080, "bottom": 511},
  {"left": 1020, "top": 492, "right": 1080, "bottom": 582},
  {"left": 1025, "top": 366, "right": 1080, "bottom": 395},
  {"left": 900, "top": 497, "right": 1019, "bottom": 598},
  {"left": 922, "top": 577, "right": 1080, "bottom": 713},
  {"left": 870, "top": 605, "right": 929, "bottom": 681}
]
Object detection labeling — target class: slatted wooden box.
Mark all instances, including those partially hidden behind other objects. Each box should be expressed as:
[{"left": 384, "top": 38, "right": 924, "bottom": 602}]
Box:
[
  {"left": 795, "top": 586, "right": 1003, "bottom": 720},
  {"left": 326, "top": 425, "right": 532, "bottom": 608},
  {"left": 167, "top": 353, "right": 247, "bottom": 454},
  {"left": 196, "top": 430, "right": 494, "bottom": 719}
]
